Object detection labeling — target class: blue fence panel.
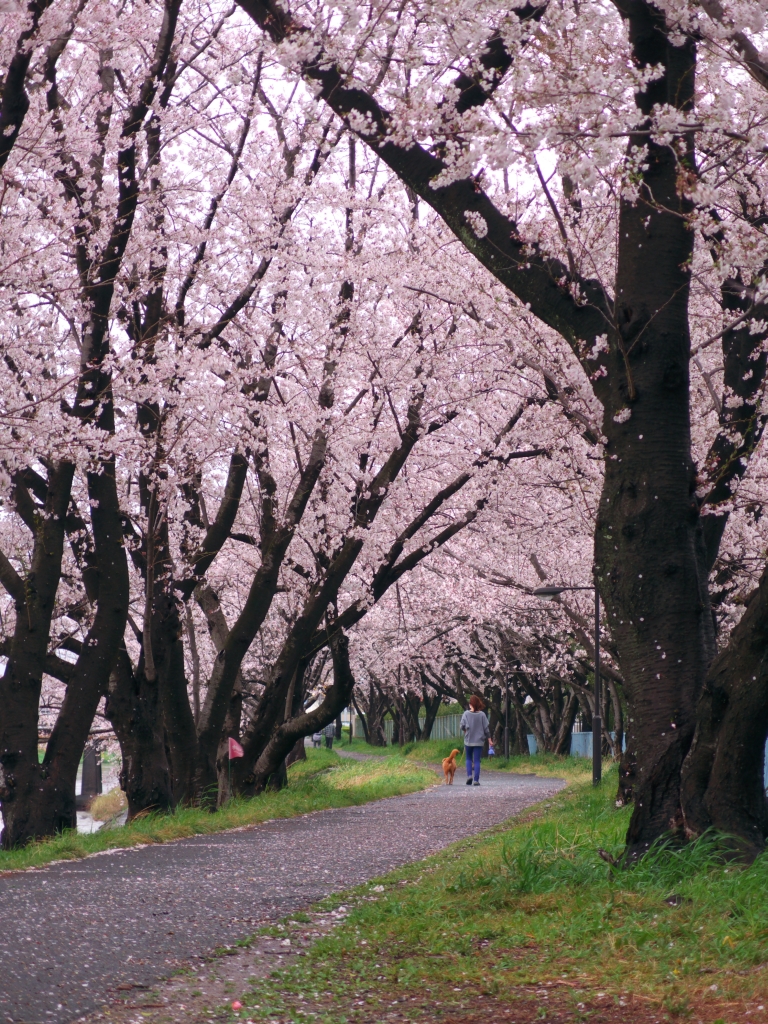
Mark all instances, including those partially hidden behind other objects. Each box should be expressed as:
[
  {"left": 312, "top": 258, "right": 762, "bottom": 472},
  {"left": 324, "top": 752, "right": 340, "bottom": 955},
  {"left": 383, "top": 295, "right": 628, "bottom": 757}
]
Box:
[
  {"left": 527, "top": 732, "right": 623, "bottom": 756},
  {"left": 529, "top": 734, "right": 768, "bottom": 785},
  {"left": 570, "top": 732, "right": 592, "bottom": 758}
]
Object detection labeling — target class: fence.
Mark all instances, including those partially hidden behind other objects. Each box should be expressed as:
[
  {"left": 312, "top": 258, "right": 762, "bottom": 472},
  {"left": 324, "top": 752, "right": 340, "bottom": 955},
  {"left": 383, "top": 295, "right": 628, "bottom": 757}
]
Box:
[
  {"left": 354, "top": 714, "right": 609, "bottom": 752},
  {"left": 353, "top": 713, "right": 463, "bottom": 743},
  {"left": 527, "top": 732, "right": 621, "bottom": 757}
]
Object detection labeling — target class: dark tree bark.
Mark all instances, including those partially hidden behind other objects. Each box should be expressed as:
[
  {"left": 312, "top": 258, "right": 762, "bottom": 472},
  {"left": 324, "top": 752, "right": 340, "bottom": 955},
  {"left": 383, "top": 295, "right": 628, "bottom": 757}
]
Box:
[
  {"left": 0, "top": 0, "right": 182, "bottom": 846},
  {"left": 594, "top": 5, "right": 707, "bottom": 856},
  {"left": 104, "top": 645, "right": 173, "bottom": 818},
  {"left": 28, "top": 459, "right": 130, "bottom": 840},
  {"left": 681, "top": 567, "right": 768, "bottom": 858},
  {"left": 230, "top": 388, "right": 461, "bottom": 795},
  {"left": 0, "top": 0, "right": 56, "bottom": 171},
  {"left": 514, "top": 707, "right": 530, "bottom": 757},
  {"left": 352, "top": 680, "right": 388, "bottom": 746},
  {"left": 0, "top": 459, "right": 131, "bottom": 849},
  {"left": 0, "top": 448, "right": 129, "bottom": 850},
  {"left": 285, "top": 737, "right": 307, "bottom": 768},
  {"left": 606, "top": 677, "right": 625, "bottom": 761},
  {"left": 192, "top": 433, "right": 328, "bottom": 804},
  {"left": 352, "top": 695, "right": 371, "bottom": 744},
  {"left": 0, "top": 462, "right": 74, "bottom": 847},
  {"left": 419, "top": 679, "right": 443, "bottom": 740},
  {"left": 399, "top": 684, "right": 423, "bottom": 743},
  {"left": 242, "top": 629, "right": 358, "bottom": 789}
]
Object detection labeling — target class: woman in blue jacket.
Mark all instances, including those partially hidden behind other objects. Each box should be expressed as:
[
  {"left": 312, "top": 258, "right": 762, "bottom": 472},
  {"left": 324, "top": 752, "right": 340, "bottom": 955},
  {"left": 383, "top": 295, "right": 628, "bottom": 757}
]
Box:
[{"left": 460, "top": 695, "right": 490, "bottom": 786}]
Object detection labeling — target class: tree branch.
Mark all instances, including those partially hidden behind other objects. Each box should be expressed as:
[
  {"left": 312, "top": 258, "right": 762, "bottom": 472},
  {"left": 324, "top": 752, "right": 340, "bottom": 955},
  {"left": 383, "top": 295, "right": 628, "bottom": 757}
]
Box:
[
  {"left": 0, "top": 0, "right": 55, "bottom": 171},
  {"left": 0, "top": 550, "right": 25, "bottom": 604},
  {"left": 235, "top": 0, "right": 612, "bottom": 368}
]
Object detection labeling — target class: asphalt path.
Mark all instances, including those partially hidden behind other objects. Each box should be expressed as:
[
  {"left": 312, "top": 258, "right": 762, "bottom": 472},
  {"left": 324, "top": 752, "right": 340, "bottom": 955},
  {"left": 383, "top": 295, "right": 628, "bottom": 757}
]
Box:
[{"left": 0, "top": 768, "right": 564, "bottom": 1024}]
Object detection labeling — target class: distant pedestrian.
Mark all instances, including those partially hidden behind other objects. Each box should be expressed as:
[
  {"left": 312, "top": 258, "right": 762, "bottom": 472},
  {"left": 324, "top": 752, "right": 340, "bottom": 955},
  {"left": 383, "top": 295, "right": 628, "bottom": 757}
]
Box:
[
  {"left": 323, "top": 722, "right": 335, "bottom": 749},
  {"left": 312, "top": 732, "right": 322, "bottom": 748},
  {"left": 460, "top": 695, "right": 490, "bottom": 786},
  {"left": 488, "top": 737, "right": 495, "bottom": 758}
]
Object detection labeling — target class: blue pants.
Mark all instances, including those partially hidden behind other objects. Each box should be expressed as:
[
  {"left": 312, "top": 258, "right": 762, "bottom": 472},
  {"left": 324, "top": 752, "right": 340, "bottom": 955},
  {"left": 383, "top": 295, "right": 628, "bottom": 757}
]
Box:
[{"left": 465, "top": 745, "right": 482, "bottom": 781}]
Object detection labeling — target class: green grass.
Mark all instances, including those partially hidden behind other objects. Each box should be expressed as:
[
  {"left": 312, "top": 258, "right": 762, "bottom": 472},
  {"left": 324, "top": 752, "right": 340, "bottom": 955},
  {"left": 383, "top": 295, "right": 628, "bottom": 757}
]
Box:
[
  {"left": 0, "top": 748, "right": 435, "bottom": 874},
  {"left": 345, "top": 735, "right": 594, "bottom": 782},
  {"left": 234, "top": 768, "right": 768, "bottom": 1021}
]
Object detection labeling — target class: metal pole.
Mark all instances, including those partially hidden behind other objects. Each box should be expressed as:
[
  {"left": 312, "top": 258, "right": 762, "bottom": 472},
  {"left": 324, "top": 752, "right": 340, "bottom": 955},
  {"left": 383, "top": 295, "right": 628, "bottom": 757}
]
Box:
[
  {"left": 592, "top": 582, "right": 602, "bottom": 785},
  {"left": 504, "top": 676, "right": 510, "bottom": 759}
]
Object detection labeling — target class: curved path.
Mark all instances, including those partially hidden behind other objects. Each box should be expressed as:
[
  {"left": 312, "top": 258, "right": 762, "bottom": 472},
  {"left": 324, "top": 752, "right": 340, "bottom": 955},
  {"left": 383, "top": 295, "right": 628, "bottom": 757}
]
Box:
[{"left": 0, "top": 769, "right": 564, "bottom": 1024}]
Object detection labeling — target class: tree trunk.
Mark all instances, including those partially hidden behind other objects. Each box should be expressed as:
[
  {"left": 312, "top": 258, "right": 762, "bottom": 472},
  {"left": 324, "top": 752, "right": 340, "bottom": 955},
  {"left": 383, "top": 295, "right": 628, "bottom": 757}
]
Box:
[
  {"left": 1, "top": 458, "right": 129, "bottom": 847},
  {"left": 267, "top": 759, "right": 288, "bottom": 791},
  {"left": 593, "top": 12, "right": 710, "bottom": 857},
  {"left": 420, "top": 682, "right": 442, "bottom": 740},
  {"left": 352, "top": 695, "right": 371, "bottom": 744},
  {"left": 0, "top": 462, "right": 74, "bottom": 848},
  {"left": 28, "top": 460, "right": 130, "bottom": 839},
  {"left": 681, "top": 567, "right": 768, "bottom": 858},
  {"left": 243, "top": 630, "right": 358, "bottom": 794},
  {"left": 616, "top": 723, "right": 637, "bottom": 808},
  {"left": 215, "top": 671, "right": 245, "bottom": 806},
  {"left": 552, "top": 691, "right": 578, "bottom": 755},
  {"left": 193, "top": 441, "right": 329, "bottom": 805},
  {"left": 402, "top": 691, "right": 422, "bottom": 741},
  {"left": 143, "top": 507, "right": 198, "bottom": 805},
  {"left": 364, "top": 681, "right": 389, "bottom": 746},
  {"left": 514, "top": 708, "right": 529, "bottom": 756},
  {"left": 105, "top": 645, "right": 173, "bottom": 819},
  {"left": 285, "top": 737, "right": 306, "bottom": 768},
  {"left": 159, "top": 632, "right": 197, "bottom": 804},
  {"left": 606, "top": 677, "right": 624, "bottom": 761}
]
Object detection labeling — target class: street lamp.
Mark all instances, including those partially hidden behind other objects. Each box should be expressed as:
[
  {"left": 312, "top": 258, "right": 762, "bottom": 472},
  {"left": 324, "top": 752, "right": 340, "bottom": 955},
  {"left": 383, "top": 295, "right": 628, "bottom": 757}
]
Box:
[
  {"left": 504, "top": 670, "right": 511, "bottom": 760},
  {"left": 532, "top": 580, "right": 602, "bottom": 786}
]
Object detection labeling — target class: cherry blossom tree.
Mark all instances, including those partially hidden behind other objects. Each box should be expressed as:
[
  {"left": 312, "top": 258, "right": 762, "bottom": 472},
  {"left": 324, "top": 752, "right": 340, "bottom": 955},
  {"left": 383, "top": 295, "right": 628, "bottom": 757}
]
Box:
[
  {"left": 234, "top": 0, "right": 768, "bottom": 857},
  {"left": 0, "top": 0, "right": 576, "bottom": 842},
  {"left": 4, "top": 0, "right": 768, "bottom": 862}
]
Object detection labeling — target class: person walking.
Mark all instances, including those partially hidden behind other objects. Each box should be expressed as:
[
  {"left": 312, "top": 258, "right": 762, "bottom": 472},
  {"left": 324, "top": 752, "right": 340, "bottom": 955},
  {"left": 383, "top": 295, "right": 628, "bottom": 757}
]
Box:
[
  {"left": 323, "top": 722, "right": 335, "bottom": 750},
  {"left": 460, "top": 695, "right": 490, "bottom": 786}
]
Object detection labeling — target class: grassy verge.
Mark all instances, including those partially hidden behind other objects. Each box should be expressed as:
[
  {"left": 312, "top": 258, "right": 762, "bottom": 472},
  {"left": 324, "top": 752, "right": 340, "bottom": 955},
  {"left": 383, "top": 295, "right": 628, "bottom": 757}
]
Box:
[
  {"left": 345, "top": 735, "right": 594, "bottom": 782},
  {"left": 235, "top": 768, "right": 768, "bottom": 1021},
  {"left": 0, "top": 749, "right": 435, "bottom": 874}
]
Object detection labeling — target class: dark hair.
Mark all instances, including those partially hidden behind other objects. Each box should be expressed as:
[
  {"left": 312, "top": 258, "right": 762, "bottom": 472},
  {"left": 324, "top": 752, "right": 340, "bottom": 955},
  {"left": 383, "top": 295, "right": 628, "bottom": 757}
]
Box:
[{"left": 468, "top": 695, "right": 485, "bottom": 712}]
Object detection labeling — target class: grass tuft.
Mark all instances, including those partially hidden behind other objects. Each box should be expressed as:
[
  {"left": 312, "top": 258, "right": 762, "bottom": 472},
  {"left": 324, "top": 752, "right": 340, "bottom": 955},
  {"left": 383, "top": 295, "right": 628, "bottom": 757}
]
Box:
[{"left": 89, "top": 787, "right": 128, "bottom": 821}]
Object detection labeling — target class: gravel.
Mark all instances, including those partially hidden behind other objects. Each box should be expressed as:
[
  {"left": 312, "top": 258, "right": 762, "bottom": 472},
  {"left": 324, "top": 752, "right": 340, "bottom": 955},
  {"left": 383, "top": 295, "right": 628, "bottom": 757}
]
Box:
[{"left": 0, "top": 769, "right": 564, "bottom": 1024}]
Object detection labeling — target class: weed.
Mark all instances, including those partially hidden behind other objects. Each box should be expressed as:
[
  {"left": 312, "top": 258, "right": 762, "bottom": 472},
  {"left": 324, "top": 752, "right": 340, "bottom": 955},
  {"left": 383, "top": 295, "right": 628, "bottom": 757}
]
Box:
[{"left": 89, "top": 787, "right": 128, "bottom": 821}]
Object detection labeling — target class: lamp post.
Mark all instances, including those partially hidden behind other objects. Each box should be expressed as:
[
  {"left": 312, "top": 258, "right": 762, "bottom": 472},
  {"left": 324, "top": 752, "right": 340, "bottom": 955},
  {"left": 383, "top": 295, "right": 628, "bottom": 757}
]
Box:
[
  {"left": 504, "top": 673, "right": 510, "bottom": 759},
  {"left": 532, "top": 579, "right": 602, "bottom": 785}
]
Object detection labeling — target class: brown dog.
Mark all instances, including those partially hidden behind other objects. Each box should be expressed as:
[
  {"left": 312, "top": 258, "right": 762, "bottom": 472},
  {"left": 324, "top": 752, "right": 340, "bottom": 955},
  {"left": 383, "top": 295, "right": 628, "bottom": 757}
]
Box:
[{"left": 442, "top": 748, "right": 460, "bottom": 785}]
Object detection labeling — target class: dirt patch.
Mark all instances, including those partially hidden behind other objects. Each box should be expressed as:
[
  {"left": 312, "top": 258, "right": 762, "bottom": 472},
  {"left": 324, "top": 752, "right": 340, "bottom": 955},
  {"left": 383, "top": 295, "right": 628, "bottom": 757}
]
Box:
[
  {"left": 408, "top": 990, "right": 768, "bottom": 1024},
  {"left": 282, "top": 983, "right": 768, "bottom": 1024},
  {"left": 79, "top": 917, "right": 768, "bottom": 1024}
]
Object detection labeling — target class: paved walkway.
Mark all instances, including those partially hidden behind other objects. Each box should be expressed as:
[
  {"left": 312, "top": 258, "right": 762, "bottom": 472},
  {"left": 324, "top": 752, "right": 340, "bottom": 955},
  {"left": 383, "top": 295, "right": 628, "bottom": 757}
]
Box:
[{"left": 0, "top": 769, "right": 564, "bottom": 1024}]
